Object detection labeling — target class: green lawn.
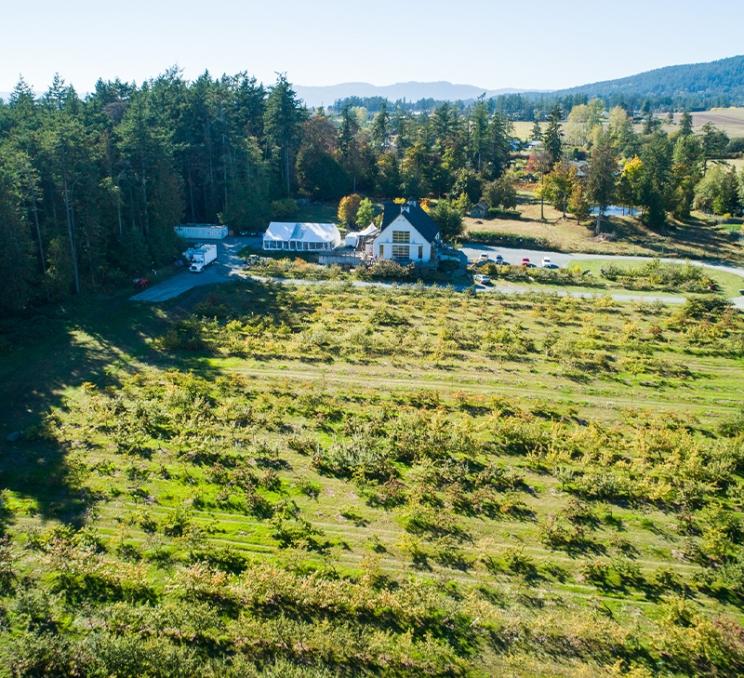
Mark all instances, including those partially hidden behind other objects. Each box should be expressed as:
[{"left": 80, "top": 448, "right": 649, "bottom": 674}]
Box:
[
  {"left": 0, "top": 281, "right": 742, "bottom": 676},
  {"left": 571, "top": 258, "right": 744, "bottom": 298}
]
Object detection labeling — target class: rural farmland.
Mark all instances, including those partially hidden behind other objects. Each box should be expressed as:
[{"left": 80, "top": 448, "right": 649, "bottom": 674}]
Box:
[
  {"left": 3, "top": 5, "right": 744, "bottom": 675},
  {"left": 1, "top": 279, "right": 743, "bottom": 675}
]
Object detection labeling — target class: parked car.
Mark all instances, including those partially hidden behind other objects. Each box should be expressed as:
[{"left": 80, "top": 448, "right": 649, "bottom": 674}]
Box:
[
  {"left": 494, "top": 254, "right": 506, "bottom": 265},
  {"left": 520, "top": 257, "right": 536, "bottom": 268},
  {"left": 132, "top": 277, "right": 150, "bottom": 290},
  {"left": 474, "top": 274, "right": 492, "bottom": 285},
  {"left": 478, "top": 253, "right": 490, "bottom": 263},
  {"left": 542, "top": 257, "right": 559, "bottom": 269}
]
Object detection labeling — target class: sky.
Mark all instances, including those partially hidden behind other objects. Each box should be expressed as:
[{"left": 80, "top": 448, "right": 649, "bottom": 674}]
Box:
[{"left": 3, "top": 0, "right": 743, "bottom": 93}]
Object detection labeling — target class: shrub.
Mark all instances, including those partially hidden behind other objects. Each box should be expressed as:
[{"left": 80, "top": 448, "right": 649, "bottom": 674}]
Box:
[
  {"left": 601, "top": 260, "right": 719, "bottom": 293},
  {"left": 299, "top": 480, "right": 321, "bottom": 499},
  {"left": 0, "top": 537, "right": 15, "bottom": 594},
  {"left": 677, "top": 297, "right": 732, "bottom": 322},
  {"left": 158, "top": 319, "right": 209, "bottom": 353},
  {"left": 360, "top": 259, "right": 414, "bottom": 281},
  {"left": 271, "top": 198, "right": 298, "bottom": 219},
  {"left": 313, "top": 438, "right": 396, "bottom": 482}
]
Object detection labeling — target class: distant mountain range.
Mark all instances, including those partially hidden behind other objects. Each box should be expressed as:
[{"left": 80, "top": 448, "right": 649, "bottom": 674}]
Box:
[
  {"left": 4, "top": 54, "right": 744, "bottom": 108},
  {"left": 295, "top": 54, "right": 744, "bottom": 107},
  {"left": 294, "top": 82, "right": 529, "bottom": 107}
]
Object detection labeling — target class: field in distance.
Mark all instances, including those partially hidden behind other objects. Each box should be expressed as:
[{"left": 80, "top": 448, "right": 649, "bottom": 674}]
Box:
[{"left": 512, "top": 108, "right": 744, "bottom": 141}]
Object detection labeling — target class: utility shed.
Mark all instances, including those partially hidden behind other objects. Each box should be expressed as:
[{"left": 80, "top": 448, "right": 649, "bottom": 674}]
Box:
[{"left": 262, "top": 222, "right": 341, "bottom": 252}]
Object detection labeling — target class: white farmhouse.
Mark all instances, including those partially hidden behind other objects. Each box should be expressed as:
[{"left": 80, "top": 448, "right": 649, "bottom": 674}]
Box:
[
  {"left": 262, "top": 222, "right": 341, "bottom": 252},
  {"left": 373, "top": 202, "right": 440, "bottom": 264}
]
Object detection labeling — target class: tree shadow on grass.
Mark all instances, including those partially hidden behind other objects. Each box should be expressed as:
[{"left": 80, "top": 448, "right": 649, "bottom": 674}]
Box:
[
  {"left": 0, "top": 294, "right": 172, "bottom": 526},
  {"left": 0, "top": 279, "right": 298, "bottom": 528}
]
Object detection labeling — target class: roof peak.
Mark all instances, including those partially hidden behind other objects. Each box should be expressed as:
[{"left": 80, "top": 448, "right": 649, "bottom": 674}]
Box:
[{"left": 380, "top": 200, "right": 439, "bottom": 243}]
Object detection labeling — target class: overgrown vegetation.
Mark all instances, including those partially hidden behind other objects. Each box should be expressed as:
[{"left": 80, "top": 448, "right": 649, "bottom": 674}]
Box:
[{"left": 0, "top": 281, "right": 742, "bottom": 675}]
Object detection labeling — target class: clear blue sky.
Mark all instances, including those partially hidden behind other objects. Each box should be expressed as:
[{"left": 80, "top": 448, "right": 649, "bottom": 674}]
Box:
[{"left": 3, "top": 0, "right": 743, "bottom": 92}]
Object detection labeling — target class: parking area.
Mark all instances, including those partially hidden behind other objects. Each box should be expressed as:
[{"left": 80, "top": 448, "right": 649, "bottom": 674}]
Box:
[{"left": 130, "top": 236, "right": 257, "bottom": 302}]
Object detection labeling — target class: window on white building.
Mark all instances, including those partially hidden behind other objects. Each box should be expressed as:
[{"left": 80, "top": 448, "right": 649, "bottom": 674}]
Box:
[
  {"left": 392, "top": 244, "right": 409, "bottom": 259},
  {"left": 392, "top": 230, "right": 410, "bottom": 244}
]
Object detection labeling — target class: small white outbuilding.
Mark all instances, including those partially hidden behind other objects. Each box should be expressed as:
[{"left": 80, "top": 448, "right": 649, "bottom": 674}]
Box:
[
  {"left": 344, "top": 223, "right": 380, "bottom": 249},
  {"left": 262, "top": 222, "right": 342, "bottom": 252}
]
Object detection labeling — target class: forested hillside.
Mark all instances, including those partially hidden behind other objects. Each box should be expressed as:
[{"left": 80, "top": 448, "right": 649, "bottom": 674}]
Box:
[{"left": 554, "top": 55, "right": 744, "bottom": 111}]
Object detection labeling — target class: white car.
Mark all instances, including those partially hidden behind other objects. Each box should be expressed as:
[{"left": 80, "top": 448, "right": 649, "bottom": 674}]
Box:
[
  {"left": 474, "top": 274, "right": 492, "bottom": 285},
  {"left": 478, "top": 253, "right": 490, "bottom": 263},
  {"left": 541, "top": 257, "right": 559, "bottom": 269}
]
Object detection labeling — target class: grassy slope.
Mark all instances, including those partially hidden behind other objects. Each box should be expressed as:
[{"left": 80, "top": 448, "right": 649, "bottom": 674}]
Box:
[
  {"left": 466, "top": 193, "right": 744, "bottom": 263},
  {"left": 0, "top": 282, "right": 742, "bottom": 675}
]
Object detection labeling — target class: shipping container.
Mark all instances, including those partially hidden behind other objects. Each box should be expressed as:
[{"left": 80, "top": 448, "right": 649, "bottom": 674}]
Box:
[{"left": 175, "top": 224, "right": 228, "bottom": 240}]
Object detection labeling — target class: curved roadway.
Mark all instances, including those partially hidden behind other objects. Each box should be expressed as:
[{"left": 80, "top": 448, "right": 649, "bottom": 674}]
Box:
[{"left": 131, "top": 237, "right": 744, "bottom": 308}]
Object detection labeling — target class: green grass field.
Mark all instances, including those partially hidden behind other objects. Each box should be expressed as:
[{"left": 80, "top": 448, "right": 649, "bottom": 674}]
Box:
[{"left": 0, "top": 282, "right": 742, "bottom": 676}]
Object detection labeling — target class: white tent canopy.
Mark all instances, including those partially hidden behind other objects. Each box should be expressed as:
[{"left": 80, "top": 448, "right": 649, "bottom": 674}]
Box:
[
  {"left": 359, "top": 223, "right": 379, "bottom": 237},
  {"left": 344, "top": 223, "right": 379, "bottom": 248},
  {"left": 263, "top": 222, "right": 341, "bottom": 251}
]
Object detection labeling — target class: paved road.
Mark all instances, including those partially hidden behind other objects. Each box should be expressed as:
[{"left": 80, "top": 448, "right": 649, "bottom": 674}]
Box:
[
  {"left": 130, "top": 236, "right": 258, "bottom": 302},
  {"left": 131, "top": 237, "right": 744, "bottom": 308},
  {"left": 460, "top": 244, "right": 744, "bottom": 308},
  {"left": 245, "top": 273, "right": 689, "bottom": 305}
]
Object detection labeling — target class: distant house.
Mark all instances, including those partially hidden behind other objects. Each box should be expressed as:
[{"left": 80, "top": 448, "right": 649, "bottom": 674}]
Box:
[
  {"left": 262, "top": 222, "right": 341, "bottom": 252},
  {"left": 373, "top": 202, "right": 440, "bottom": 264},
  {"left": 470, "top": 201, "right": 489, "bottom": 219},
  {"left": 569, "top": 160, "right": 589, "bottom": 178}
]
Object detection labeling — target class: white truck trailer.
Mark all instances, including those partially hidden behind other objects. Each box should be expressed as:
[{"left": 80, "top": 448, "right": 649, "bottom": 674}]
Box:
[
  {"left": 184, "top": 244, "right": 218, "bottom": 273},
  {"left": 175, "top": 224, "right": 228, "bottom": 240}
]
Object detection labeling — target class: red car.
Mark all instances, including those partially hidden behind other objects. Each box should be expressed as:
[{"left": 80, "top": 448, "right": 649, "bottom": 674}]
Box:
[
  {"left": 133, "top": 277, "right": 151, "bottom": 290},
  {"left": 520, "top": 257, "right": 536, "bottom": 269}
]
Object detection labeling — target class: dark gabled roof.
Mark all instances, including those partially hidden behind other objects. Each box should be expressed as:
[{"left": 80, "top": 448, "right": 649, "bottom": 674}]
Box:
[{"left": 380, "top": 201, "right": 440, "bottom": 243}]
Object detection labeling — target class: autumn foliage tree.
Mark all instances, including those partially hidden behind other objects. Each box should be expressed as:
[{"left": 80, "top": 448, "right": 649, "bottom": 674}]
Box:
[
  {"left": 337, "top": 193, "right": 363, "bottom": 228},
  {"left": 540, "top": 161, "right": 576, "bottom": 217}
]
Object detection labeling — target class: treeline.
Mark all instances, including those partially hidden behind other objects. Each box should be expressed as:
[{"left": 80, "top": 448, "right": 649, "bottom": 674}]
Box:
[
  {"left": 533, "top": 105, "right": 744, "bottom": 231},
  {"left": 334, "top": 93, "right": 621, "bottom": 120},
  {"left": 334, "top": 90, "right": 742, "bottom": 120},
  {"left": 0, "top": 70, "right": 307, "bottom": 312},
  {"left": 0, "top": 72, "right": 519, "bottom": 314}
]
